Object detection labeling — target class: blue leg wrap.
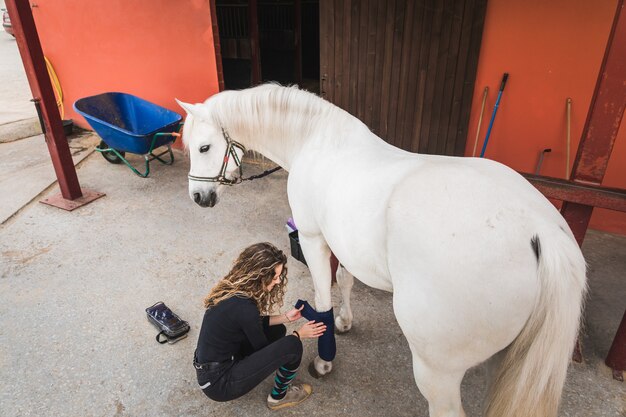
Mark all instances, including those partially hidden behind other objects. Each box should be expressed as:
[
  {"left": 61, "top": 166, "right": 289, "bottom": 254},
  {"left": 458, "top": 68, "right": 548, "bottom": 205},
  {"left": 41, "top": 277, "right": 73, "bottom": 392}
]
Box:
[{"left": 295, "top": 299, "right": 336, "bottom": 361}]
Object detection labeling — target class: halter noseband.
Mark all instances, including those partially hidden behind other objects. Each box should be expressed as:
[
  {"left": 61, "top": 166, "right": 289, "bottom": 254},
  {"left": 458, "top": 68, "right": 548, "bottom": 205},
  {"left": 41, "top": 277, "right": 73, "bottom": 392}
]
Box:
[{"left": 187, "top": 128, "right": 247, "bottom": 186}]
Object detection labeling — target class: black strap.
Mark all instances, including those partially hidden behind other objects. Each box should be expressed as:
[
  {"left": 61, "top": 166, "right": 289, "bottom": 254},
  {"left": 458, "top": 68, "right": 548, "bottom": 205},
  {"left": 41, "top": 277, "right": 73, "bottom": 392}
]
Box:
[
  {"left": 242, "top": 166, "right": 282, "bottom": 182},
  {"left": 155, "top": 330, "right": 189, "bottom": 344},
  {"left": 156, "top": 331, "right": 168, "bottom": 344}
]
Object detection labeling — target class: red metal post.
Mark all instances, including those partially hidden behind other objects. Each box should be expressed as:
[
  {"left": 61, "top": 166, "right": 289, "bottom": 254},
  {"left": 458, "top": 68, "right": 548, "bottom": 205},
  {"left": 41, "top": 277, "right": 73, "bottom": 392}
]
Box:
[
  {"left": 570, "top": 5, "right": 626, "bottom": 185},
  {"left": 606, "top": 310, "right": 626, "bottom": 381},
  {"left": 561, "top": 0, "right": 626, "bottom": 244},
  {"left": 5, "top": 0, "right": 82, "bottom": 200},
  {"left": 248, "top": 0, "right": 262, "bottom": 85},
  {"left": 557, "top": 0, "right": 626, "bottom": 373}
]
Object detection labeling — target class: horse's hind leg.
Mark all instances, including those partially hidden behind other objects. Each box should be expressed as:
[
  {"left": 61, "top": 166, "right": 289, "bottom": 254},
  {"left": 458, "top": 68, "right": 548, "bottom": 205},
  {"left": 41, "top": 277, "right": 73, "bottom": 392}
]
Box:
[
  {"left": 335, "top": 266, "right": 354, "bottom": 333},
  {"left": 395, "top": 301, "right": 468, "bottom": 416},
  {"left": 409, "top": 348, "right": 467, "bottom": 417}
]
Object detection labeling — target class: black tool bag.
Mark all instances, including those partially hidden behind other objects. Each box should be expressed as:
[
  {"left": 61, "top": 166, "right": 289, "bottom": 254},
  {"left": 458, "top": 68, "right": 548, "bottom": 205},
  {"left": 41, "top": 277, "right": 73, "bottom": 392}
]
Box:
[{"left": 146, "top": 302, "right": 190, "bottom": 344}]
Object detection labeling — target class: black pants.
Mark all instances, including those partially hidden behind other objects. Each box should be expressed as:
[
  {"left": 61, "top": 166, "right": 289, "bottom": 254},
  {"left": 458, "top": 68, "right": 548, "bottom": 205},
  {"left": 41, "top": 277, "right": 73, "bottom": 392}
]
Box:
[{"left": 195, "top": 324, "right": 303, "bottom": 402}]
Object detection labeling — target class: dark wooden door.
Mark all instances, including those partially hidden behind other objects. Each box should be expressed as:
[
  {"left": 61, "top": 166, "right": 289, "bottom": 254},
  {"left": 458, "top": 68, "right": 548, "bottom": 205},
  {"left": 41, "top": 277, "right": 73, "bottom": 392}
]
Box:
[{"left": 320, "top": 0, "right": 487, "bottom": 155}]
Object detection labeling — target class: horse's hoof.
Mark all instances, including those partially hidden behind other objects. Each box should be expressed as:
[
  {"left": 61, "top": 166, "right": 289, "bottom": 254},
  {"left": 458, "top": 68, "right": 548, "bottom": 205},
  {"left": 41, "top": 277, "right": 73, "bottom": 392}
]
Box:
[
  {"left": 308, "top": 359, "right": 332, "bottom": 378},
  {"left": 335, "top": 326, "right": 350, "bottom": 335},
  {"left": 334, "top": 316, "right": 352, "bottom": 334},
  {"left": 308, "top": 361, "right": 323, "bottom": 379}
]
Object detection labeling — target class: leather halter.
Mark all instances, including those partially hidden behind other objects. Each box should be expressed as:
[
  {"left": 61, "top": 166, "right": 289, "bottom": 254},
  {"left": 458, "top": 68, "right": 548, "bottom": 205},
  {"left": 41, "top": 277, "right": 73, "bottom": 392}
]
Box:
[
  {"left": 187, "top": 129, "right": 283, "bottom": 186},
  {"left": 187, "top": 128, "right": 246, "bottom": 186}
]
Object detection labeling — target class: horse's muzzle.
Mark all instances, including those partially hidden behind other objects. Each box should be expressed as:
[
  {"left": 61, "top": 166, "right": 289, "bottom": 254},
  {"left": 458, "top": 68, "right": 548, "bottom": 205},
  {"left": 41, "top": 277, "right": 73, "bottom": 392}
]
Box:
[{"left": 193, "top": 191, "right": 218, "bottom": 208}]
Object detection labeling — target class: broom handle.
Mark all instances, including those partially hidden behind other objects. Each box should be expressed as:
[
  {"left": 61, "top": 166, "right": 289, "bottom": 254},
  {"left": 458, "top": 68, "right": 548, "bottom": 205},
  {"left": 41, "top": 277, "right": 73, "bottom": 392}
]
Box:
[
  {"left": 480, "top": 73, "right": 509, "bottom": 158},
  {"left": 472, "top": 87, "right": 489, "bottom": 157},
  {"left": 566, "top": 98, "right": 572, "bottom": 180}
]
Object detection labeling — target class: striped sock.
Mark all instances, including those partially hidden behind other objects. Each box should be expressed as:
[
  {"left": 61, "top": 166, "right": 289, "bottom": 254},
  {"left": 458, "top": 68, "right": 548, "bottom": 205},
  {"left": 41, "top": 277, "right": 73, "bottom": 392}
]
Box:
[{"left": 270, "top": 365, "right": 298, "bottom": 400}]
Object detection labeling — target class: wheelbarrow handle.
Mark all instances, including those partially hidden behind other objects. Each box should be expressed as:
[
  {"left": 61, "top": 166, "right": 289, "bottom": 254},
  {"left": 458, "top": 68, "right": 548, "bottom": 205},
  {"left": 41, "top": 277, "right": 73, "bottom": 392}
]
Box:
[
  {"left": 150, "top": 131, "right": 180, "bottom": 156},
  {"left": 154, "top": 132, "right": 181, "bottom": 138},
  {"left": 153, "top": 121, "right": 183, "bottom": 140}
]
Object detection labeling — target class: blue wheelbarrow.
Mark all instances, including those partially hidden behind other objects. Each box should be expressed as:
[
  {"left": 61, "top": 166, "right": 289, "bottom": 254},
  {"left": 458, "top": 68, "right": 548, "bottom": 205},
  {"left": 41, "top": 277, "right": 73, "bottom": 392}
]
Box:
[{"left": 74, "top": 92, "right": 183, "bottom": 177}]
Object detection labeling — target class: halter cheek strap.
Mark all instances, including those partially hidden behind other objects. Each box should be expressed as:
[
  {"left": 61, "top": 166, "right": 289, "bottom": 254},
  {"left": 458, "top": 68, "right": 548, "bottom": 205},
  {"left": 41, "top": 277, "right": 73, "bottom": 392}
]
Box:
[{"left": 187, "top": 128, "right": 246, "bottom": 186}]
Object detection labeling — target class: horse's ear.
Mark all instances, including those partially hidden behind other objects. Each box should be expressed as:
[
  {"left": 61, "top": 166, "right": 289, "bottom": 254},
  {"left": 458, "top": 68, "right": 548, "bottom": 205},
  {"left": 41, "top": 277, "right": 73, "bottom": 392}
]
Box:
[{"left": 175, "top": 99, "right": 200, "bottom": 117}]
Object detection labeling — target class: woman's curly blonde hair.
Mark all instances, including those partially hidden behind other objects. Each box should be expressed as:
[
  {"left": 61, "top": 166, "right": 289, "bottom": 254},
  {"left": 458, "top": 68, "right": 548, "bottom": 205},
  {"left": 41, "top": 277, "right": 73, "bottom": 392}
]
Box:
[{"left": 204, "top": 242, "right": 288, "bottom": 314}]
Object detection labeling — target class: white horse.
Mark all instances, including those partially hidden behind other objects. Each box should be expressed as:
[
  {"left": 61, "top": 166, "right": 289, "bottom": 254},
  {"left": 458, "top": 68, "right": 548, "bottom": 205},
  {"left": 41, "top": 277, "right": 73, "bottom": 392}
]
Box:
[{"left": 177, "top": 84, "right": 586, "bottom": 417}]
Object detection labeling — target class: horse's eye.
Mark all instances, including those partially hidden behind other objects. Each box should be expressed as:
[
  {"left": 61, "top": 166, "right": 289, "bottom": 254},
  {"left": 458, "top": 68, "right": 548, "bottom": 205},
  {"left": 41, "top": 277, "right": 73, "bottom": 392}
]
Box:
[{"left": 199, "top": 145, "right": 211, "bottom": 153}]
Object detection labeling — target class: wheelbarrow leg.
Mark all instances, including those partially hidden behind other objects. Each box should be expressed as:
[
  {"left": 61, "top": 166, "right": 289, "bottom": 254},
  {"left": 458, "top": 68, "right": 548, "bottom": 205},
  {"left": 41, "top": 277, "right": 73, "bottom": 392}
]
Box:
[
  {"left": 150, "top": 132, "right": 178, "bottom": 166},
  {"left": 116, "top": 153, "right": 150, "bottom": 177},
  {"left": 126, "top": 133, "right": 177, "bottom": 178},
  {"left": 150, "top": 144, "right": 175, "bottom": 165},
  {"left": 95, "top": 145, "right": 149, "bottom": 177},
  {"left": 93, "top": 131, "right": 179, "bottom": 178},
  {"left": 104, "top": 146, "right": 170, "bottom": 178}
]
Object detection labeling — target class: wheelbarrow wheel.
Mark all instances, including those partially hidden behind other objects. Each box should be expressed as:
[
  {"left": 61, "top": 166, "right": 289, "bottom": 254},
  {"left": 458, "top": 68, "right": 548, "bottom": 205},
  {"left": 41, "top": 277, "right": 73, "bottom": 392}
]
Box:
[{"left": 97, "top": 140, "right": 125, "bottom": 164}]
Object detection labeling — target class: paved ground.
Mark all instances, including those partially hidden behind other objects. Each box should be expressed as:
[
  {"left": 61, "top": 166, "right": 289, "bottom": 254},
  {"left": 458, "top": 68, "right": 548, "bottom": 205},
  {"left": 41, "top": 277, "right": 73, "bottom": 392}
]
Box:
[
  {"left": 0, "top": 150, "right": 624, "bottom": 417},
  {"left": 0, "top": 131, "right": 97, "bottom": 223},
  {"left": 0, "top": 6, "right": 37, "bottom": 127}
]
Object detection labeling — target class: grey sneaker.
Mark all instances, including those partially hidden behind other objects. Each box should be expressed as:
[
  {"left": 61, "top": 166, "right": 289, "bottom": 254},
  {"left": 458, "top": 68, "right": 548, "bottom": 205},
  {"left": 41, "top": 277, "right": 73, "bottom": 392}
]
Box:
[{"left": 267, "top": 383, "right": 312, "bottom": 410}]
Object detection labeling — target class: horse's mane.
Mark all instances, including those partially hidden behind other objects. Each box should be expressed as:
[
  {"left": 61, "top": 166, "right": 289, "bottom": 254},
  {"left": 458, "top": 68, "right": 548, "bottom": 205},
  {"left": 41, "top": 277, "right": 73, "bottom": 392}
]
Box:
[{"left": 202, "top": 83, "right": 361, "bottom": 150}]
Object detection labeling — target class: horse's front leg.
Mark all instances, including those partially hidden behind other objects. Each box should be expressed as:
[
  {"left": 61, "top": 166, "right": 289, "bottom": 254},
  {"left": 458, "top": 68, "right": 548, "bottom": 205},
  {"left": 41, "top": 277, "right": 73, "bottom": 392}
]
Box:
[
  {"left": 335, "top": 266, "right": 354, "bottom": 333},
  {"left": 298, "top": 232, "right": 335, "bottom": 377}
]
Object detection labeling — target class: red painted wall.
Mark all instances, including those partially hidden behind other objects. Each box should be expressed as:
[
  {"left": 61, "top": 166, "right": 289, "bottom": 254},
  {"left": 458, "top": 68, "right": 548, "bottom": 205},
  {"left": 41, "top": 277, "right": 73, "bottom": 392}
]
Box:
[
  {"left": 466, "top": 0, "right": 626, "bottom": 235},
  {"left": 31, "top": 0, "right": 219, "bottom": 145}
]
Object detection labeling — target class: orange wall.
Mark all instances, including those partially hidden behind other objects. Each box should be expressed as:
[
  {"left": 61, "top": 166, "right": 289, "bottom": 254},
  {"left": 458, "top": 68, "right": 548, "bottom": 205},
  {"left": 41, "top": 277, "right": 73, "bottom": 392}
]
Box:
[
  {"left": 32, "top": 0, "right": 219, "bottom": 143},
  {"left": 31, "top": 0, "right": 625, "bottom": 234},
  {"left": 466, "top": 0, "right": 626, "bottom": 235}
]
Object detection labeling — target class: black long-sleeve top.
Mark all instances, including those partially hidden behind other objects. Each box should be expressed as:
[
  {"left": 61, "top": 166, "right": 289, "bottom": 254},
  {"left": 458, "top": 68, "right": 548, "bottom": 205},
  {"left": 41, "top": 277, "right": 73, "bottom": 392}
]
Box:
[{"left": 196, "top": 296, "right": 270, "bottom": 363}]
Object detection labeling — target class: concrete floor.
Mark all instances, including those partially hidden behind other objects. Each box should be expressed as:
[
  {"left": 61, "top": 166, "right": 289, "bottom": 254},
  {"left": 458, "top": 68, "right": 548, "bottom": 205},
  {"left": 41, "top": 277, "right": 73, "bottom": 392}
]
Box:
[
  {"left": 0, "top": 132, "right": 97, "bottom": 223},
  {"left": 0, "top": 148, "right": 624, "bottom": 417},
  {"left": 0, "top": 11, "right": 37, "bottom": 126}
]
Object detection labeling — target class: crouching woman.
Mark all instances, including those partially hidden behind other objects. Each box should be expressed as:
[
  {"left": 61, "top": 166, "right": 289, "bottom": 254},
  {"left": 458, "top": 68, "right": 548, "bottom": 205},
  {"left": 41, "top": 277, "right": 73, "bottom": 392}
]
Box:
[{"left": 194, "top": 242, "right": 326, "bottom": 410}]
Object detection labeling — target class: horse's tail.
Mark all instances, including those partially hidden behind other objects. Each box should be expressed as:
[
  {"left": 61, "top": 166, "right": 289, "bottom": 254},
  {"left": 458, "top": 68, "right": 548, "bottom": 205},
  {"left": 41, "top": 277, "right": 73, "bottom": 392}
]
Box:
[{"left": 485, "top": 229, "right": 587, "bottom": 417}]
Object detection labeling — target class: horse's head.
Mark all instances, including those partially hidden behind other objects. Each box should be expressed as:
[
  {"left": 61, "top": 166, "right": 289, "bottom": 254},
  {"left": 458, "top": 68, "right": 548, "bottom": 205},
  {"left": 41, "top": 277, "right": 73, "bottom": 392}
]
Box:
[{"left": 176, "top": 99, "right": 245, "bottom": 208}]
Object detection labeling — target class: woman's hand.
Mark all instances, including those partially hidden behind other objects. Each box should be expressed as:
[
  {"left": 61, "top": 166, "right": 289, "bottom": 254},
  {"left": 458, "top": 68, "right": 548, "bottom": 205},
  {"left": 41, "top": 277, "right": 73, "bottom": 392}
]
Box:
[
  {"left": 284, "top": 305, "right": 304, "bottom": 323},
  {"left": 296, "top": 320, "right": 327, "bottom": 339}
]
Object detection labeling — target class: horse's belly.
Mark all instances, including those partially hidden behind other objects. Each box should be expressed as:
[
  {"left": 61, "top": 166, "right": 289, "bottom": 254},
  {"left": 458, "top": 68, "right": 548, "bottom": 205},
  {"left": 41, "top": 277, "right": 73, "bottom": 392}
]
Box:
[
  {"left": 340, "top": 257, "right": 393, "bottom": 292},
  {"left": 323, "top": 222, "right": 394, "bottom": 292}
]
